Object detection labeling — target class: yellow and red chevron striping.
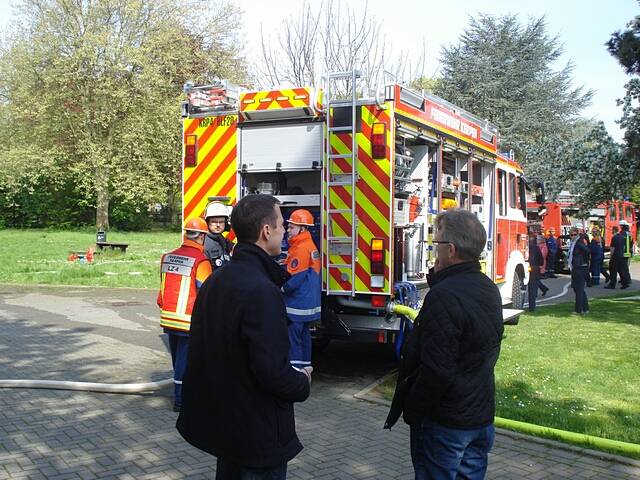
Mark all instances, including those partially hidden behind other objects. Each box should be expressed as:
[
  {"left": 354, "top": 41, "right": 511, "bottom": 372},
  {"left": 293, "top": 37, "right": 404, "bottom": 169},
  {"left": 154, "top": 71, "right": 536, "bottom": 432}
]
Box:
[
  {"left": 325, "top": 104, "right": 392, "bottom": 294},
  {"left": 182, "top": 116, "right": 238, "bottom": 225},
  {"left": 240, "top": 88, "right": 312, "bottom": 112}
]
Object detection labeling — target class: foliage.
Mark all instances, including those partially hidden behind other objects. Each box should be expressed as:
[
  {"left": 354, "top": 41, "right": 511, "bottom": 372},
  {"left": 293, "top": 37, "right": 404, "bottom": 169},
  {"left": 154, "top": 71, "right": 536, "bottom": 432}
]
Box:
[
  {"left": 0, "top": 0, "right": 247, "bottom": 230},
  {"left": 607, "top": 10, "right": 640, "bottom": 203},
  {"left": 434, "top": 15, "right": 592, "bottom": 171},
  {"left": 524, "top": 120, "right": 637, "bottom": 213}
]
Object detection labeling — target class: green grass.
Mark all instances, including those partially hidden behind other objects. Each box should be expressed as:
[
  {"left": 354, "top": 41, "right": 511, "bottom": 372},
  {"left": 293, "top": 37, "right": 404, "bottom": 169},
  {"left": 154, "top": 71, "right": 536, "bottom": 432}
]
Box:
[
  {"left": 375, "top": 296, "right": 640, "bottom": 456},
  {"left": 0, "top": 229, "right": 180, "bottom": 288}
]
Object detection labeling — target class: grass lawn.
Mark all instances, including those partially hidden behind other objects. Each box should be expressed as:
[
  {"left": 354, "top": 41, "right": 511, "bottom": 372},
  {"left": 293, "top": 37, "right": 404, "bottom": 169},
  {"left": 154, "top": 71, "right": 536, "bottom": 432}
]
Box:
[
  {"left": 0, "top": 229, "right": 180, "bottom": 289},
  {"left": 375, "top": 296, "right": 640, "bottom": 456}
]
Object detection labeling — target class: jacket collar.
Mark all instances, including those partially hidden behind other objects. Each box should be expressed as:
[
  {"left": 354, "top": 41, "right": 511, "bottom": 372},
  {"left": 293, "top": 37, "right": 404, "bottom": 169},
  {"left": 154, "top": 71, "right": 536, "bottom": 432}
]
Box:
[
  {"left": 288, "top": 230, "right": 311, "bottom": 247},
  {"left": 430, "top": 261, "right": 481, "bottom": 286},
  {"left": 231, "top": 242, "right": 285, "bottom": 287},
  {"left": 182, "top": 238, "right": 204, "bottom": 252}
]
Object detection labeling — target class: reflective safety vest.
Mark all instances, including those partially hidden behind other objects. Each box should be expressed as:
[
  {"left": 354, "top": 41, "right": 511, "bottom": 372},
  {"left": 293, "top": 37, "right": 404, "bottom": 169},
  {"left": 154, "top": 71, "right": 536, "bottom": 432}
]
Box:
[
  {"left": 623, "top": 232, "right": 632, "bottom": 258},
  {"left": 157, "top": 240, "right": 212, "bottom": 333}
]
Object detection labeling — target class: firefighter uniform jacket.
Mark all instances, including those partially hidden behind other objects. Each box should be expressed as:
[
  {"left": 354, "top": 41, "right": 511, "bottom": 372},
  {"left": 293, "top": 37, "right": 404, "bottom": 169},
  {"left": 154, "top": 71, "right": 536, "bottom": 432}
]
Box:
[
  {"left": 157, "top": 239, "right": 212, "bottom": 333},
  {"left": 283, "top": 230, "right": 321, "bottom": 323},
  {"left": 204, "top": 232, "right": 234, "bottom": 269}
]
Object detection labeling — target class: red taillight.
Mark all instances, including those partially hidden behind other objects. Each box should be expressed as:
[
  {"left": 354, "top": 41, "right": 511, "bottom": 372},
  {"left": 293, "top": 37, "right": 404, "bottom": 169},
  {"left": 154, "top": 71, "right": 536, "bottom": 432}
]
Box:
[
  {"left": 372, "top": 122, "right": 386, "bottom": 159},
  {"left": 185, "top": 134, "right": 197, "bottom": 167},
  {"left": 371, "top": 238, "right": 385, "bottom": 274},
  {"left": 371, "top": 295, "right": 386, "bottom": 308},
  {"left": 377, "top": 330, "right": 386, "bottom": 344}
]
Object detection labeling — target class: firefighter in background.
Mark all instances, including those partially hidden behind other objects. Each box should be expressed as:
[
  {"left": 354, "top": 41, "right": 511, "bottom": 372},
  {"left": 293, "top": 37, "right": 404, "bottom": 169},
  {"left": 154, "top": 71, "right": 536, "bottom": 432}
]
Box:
[
  {"left": 203, "top": 201, "right": 234, "bottom": 269},
  {"left": 157, "top": 217, "right": 212, "bottom": 412},
  {"left": 613, "top": 220, "right": 634, "bottom": 289},
  {"left": 283, "top": 209, "right": 321, "bottom": 370}
]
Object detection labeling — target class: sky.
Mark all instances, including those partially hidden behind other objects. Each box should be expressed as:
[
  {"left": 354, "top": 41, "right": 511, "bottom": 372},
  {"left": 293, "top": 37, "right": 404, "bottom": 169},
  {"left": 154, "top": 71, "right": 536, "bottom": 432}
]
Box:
[{"left": 1, "top": 0, "right": 637, "bottom": 141}]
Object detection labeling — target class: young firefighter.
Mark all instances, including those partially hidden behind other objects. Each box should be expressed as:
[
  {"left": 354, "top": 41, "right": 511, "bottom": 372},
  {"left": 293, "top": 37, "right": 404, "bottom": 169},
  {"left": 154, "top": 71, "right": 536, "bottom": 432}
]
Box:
[
  {"left": 203, "top": 201, "right": 234, "bottom": 269},
  {"left": 283, "top": 209, "right": 321, "bottom": 370},
  {"left": 157, "top": 217, "right": 212, "bottom": 411}
]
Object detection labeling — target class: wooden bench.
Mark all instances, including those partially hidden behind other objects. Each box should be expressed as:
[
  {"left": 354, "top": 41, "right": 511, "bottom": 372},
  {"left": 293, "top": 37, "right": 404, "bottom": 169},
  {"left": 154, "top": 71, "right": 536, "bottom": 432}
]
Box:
[{"left": 96, "top": 242, "right": 129, "bottom": 253}]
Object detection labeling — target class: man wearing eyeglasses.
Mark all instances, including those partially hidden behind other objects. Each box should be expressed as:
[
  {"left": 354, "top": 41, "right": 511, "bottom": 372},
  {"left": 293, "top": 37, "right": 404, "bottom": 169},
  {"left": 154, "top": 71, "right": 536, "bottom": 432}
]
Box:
[
  {"left": 204, "top": 201, "right": 234, "bottom": 269},
  {"left": 385, "top": 209, "right": 503, "bottom": 480},
  {"left": 568, "top": 226, "right": 590, "bottom": 314}
]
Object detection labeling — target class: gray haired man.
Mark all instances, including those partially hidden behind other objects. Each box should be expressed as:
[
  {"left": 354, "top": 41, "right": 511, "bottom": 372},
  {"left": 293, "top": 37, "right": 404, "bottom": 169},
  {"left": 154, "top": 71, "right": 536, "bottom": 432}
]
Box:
[{"left": 386, "top": 208, "right": 504, "bottom": 480}]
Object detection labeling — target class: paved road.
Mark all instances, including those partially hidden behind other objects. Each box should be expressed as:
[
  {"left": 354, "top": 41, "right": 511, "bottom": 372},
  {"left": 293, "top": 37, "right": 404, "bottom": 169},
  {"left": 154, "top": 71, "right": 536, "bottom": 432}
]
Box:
[
  {"left": 524, "top": 261, "right": 640, "bottom": 309},
  {"left": 1, "top": 284, "right": 639, "bottom": 479}
]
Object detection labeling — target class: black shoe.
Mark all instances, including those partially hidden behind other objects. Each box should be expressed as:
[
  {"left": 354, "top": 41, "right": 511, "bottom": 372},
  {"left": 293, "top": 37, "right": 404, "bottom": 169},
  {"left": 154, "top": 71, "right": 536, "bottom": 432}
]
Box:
[
  {"left": 541, "top": 289, "right": 548, "bottom": 297},
  {"left": 173, "top": 403, "right": 182, "bottom": 413},
  {"left": 621, "top": 285, "right": 630, "bottom": 289},
  {"left": 604, "top": 285, "right": 616, "bottom": 289}
]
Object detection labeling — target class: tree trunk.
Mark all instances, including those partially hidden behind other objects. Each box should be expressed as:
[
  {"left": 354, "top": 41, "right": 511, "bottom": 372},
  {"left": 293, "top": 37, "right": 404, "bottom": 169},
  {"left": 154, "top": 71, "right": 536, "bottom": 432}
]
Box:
[{"left": 95, "top": 151, "right": 111, "bottom": 231}]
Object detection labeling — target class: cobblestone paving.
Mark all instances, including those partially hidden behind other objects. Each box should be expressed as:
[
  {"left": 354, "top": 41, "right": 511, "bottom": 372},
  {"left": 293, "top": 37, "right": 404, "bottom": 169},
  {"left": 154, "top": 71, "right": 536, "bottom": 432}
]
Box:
[{"left": 1, "top": 285, "right": 639, "bottom": 479}]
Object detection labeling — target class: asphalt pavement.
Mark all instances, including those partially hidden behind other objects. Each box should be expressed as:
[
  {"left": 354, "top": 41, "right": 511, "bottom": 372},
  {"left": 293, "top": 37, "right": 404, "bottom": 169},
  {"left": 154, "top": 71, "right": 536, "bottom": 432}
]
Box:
[{"left": 1, "top": 279, "right": 639, "bottom": 479}]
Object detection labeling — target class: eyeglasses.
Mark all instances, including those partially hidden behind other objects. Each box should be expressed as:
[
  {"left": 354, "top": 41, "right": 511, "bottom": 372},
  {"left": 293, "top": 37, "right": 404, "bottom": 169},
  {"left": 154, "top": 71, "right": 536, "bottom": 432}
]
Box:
[{"left": 433, "top": 240, "right": 455, "bottom": 246}]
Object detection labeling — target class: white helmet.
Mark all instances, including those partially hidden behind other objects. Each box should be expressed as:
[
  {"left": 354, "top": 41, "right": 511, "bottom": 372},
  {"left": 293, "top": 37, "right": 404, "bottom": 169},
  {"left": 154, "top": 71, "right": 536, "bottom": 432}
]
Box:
[
  {"left": 205, "top": 202, "right": 231, "bottom": 219},
  {"left": 619, "top": 220, "right": 629, "bottom": 227}
]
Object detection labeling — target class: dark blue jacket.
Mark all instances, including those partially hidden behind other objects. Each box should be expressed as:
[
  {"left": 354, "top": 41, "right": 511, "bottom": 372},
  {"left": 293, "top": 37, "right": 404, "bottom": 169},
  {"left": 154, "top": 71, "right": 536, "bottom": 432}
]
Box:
[
  {"left": 546, "top": 235, "right": 558, "bottom": 254},
  {"left": 177, "top": 242, "right": 310, "bottom": 468},
  {"left": 386, "top": 261, "right": 504, "bottom": 429}
]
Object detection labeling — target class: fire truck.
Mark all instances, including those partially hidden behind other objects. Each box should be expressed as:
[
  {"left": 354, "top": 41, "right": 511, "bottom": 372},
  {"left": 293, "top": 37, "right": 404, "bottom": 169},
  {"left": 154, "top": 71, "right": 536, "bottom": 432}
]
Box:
[
  {"left": 527, "top": 193, "right": 637, "bottom": 271},
  {"left": 180, "top": 71, "right": 528, "bottom": 347}
]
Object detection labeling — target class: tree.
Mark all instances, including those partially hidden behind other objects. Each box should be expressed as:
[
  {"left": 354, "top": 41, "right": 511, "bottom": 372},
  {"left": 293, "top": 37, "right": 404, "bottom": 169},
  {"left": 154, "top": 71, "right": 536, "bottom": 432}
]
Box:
[
  {"left": 0, "top": 0, "right": 247, "bottom": 230},
  {"left": 257, "top": 0, "right": 426, "bottom": 96},
  {"left": 435, "top": 14, "right": 592, "bottom": 170},
  {"left": 608, "top": 10, "right": 640, "bottom": 199}
]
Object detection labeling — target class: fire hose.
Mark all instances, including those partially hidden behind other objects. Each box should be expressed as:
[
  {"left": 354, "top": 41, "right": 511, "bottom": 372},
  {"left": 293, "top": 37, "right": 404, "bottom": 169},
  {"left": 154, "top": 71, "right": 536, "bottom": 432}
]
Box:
[
  {"left": 0, "top": 378, "right": 173, "bottom": 394},
  {"left": 386, "top": 303, "right": 640, "bottom": 457}
]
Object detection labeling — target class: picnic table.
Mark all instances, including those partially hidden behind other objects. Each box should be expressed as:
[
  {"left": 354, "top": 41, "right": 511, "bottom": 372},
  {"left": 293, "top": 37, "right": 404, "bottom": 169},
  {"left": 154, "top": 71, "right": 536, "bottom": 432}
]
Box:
[{"left": 96, "top": 242, "right": 129, "bottom": 253}]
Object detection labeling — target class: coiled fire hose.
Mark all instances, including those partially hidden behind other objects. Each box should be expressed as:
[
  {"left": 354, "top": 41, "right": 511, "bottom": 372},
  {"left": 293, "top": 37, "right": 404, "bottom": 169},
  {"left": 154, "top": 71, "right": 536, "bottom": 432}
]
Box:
[
  {"left": 0, "top": 378, "right": 173, "bottom": 394},
  {"left": 386, "top": 303, "right": 640, "bottom": 457}
]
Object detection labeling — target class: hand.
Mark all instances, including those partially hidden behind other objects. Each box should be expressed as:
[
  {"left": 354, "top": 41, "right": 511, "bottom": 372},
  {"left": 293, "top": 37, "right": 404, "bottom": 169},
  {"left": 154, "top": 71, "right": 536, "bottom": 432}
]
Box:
[{"left": 302, "top": 366, "right": 313, "bottom": 384}]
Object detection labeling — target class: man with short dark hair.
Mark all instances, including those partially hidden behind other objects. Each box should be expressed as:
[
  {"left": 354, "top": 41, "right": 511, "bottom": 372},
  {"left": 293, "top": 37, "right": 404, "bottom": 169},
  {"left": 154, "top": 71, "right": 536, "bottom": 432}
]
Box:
[
  {"left": 385, "top": 208, "right": 503, "bottom": 480},
  {"left": 177, "top": 194, "right": 312, "bottom": 480}
]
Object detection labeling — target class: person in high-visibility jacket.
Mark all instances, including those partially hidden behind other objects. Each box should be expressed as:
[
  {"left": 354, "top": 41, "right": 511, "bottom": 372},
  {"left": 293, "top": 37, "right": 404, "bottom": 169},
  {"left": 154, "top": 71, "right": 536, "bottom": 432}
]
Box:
[
  {"left": 157, "top": 217, "right": 212, "bottom": 411},
  {"left": 283, "top": 209, "right": 321, "bottom": 370}
]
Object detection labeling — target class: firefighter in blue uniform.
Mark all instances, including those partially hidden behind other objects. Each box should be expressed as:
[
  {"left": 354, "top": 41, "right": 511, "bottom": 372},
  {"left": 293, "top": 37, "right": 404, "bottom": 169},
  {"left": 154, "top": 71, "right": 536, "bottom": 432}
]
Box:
[{"left": 283, "top": 209, "right": 321, "bottom": 370}]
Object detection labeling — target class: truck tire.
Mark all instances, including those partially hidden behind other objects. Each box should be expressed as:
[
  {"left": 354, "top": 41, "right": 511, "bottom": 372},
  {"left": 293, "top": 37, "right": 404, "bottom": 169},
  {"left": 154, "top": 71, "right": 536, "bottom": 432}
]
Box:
[{"left": 508, "top": 273, "right": 524, "bottom": 322}]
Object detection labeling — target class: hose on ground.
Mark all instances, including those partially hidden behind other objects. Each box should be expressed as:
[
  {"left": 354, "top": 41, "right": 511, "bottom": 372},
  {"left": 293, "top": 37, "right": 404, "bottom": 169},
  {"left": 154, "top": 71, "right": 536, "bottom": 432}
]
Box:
[
  {"left": 495, "top": 417, "right": 640, "bottom": 457},
  {"left": 0, "top": 378, "right": 173, "bottom": 394}
]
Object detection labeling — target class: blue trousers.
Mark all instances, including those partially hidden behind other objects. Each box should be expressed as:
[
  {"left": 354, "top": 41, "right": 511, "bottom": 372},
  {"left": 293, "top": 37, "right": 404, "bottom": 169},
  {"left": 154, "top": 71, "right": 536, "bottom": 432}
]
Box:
[
  {"left": 168, "top": 333, "right": 189, "bottom": 406},
  {"left": 527, "top": 272, "right": 540, "bottom": 311},
  {"left": 216, "top": 458, "right": 287, "bottom": 480},
  {"left": 288, "top": 322, "right": 312, "bottom": 369},
  {"left": 410, "top": 418, "right": 495, "bottom": 480},
  {"left": 571, "top": 266, "right": 589, "bottom": 313}
]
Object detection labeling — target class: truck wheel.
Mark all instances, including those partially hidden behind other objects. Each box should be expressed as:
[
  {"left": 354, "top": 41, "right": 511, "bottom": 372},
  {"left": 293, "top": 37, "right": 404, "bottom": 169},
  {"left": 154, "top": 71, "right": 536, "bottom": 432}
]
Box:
[{"left": 510, "top": 273, "right": 525, "bottom": 313}]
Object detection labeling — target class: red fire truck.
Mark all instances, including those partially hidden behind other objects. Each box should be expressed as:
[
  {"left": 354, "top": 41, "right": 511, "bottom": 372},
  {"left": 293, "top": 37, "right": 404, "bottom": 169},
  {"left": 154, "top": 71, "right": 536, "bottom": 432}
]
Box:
[
  {"left": 527, "top": 193, "right": 637, "bottom": 270},
  {"left": 181, "top": 71, "right": 529, "bottom": 347}
]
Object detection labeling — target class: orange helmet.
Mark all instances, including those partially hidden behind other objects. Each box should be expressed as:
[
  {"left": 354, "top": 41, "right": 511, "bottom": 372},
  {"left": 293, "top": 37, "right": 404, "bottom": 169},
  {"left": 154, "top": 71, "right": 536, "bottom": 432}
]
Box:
[
  {"left": 288, "top": 209, "right": 314, "bottom": 226},
  {"left": 183, "top": 217, "right": 208, "bottom": 234}
]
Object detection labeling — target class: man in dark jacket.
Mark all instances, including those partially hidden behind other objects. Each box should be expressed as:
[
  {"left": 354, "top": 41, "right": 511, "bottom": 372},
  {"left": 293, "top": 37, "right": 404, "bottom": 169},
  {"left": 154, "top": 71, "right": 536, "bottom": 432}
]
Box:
[
  {"left": 177, "top": 194, "right": 311, "bottom": 480},
  {"left": 568, "top": 226, "right": 590, "bottom": 314},
  {"left": 385, "top": 208, "right": 504, "bottom": 480},
  {"left": 527, "top": 231, "right": 545, "bottom": 312}
]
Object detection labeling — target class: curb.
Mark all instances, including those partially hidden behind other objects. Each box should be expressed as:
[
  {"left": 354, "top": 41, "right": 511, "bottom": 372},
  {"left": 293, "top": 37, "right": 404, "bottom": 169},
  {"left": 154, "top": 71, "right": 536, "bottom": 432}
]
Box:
[{"left": 352, "top": 375, "right": 640, "bottom": 468}]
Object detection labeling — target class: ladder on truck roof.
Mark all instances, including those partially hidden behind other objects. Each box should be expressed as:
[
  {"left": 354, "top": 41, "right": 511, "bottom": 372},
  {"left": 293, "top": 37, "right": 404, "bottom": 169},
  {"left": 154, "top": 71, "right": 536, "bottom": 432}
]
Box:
[{"left": 324, "top": 70, "right": 361, "bottom": 296}]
